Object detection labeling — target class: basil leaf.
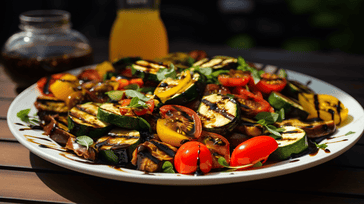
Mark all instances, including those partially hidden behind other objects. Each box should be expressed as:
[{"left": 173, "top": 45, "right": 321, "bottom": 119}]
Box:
[
  {"left": 128, "top": 97, "right": 148, "bottom": 109},
  {"left": 252, "top": 161, "right": 263, "bottom": 167},
  {"left": 137, "top": 86, "right": 156, "bottom": 94},
  {"left": 237, "top": 56, "right": 262, "bottom": 84},
  {"left": 124, "top": 83, "right": 139, "bottom": 90},
  {"left": 124, "top": 90, "right": 150, "bottom": 102},
  {"left": 106, "top": 90, "right": 124, "bottom": 101},
  {"left": 315, "top": 142, "right": 328, "bottom": 150},
  {"left": 218, "top": 157, "right": 230, "bottom": 167},
  {"left": 162, "top": 161, "right": 175, "bottom": 173},
  {"left": 266, "top": 125, "right": 282, "bottom": 138},
  {"left": 76, "top": 136, "right": 94, "bottom": 150},
  {"left": 345, "top": 131, "right": 355, "bottom": 136},
  {"left": 277, "top": 108, "right": 285, "bottom": 122},
  {"left": 156, "top": 65, "right": 177, "bottom": 81},
  {"left": 17, "top": 109, "right": 31, "bottom": 123},
  {"left": 255, "top": 112, "right": 279, "bottom": 124}
]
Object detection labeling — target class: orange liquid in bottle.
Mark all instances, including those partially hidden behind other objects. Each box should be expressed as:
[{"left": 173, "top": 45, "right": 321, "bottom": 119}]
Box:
[{"left": 109, "top": 8, "right": 168, "bottom": 61}]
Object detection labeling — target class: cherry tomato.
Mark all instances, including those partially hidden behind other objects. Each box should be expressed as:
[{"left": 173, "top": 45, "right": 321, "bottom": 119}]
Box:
[
  {"left": 174, "top": 141, "right": 213, "bottom": 174},
  {"left": 233, "top": 87, "right": 274, "bottom": 118},
  {"left": 36, "top": 73, "right": 65, "bottom": 96},
  {"left": 250, "top": 73, "right": 287, "bottom": 95},
  {"left": 77, "top": 69, "right": 102, "bottom": 82},
  {"left": 204, "top": 84, "right": 231, "bottom": 96},
  {"left": 217, "top": 70, "right": 252, "bottom": 87},
  {"left": 230, "top": 136, "right": 278, "bottom": 167},
  {"left": 157, "top": 105, "right": 202, "bottom": 147},
  {"left": 198, "top": 131, "right": 230, "bottom": 169},
  {"left": 119, "top": 99, "right": 154, "bottom": 116}
]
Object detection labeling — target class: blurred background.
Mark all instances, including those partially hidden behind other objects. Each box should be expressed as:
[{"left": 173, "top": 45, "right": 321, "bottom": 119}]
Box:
[{"left": 1, "top": 0, "right": 364, "bottom": 57}]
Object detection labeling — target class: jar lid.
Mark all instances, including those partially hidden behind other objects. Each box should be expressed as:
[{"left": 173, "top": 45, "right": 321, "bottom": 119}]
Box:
[{"left": 19, "top": 10, "right": 71, "bottom": 30}]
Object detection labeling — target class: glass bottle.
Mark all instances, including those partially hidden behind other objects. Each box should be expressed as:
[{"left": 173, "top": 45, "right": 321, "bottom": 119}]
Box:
[
  {"left": 109, "top": 0, "right": 168, "bottom": 62},
  {"left": 1, "top": 10, "right": 93, "bottom": 91}
]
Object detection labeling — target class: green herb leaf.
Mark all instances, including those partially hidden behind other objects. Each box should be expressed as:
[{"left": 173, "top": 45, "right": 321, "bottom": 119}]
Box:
[
  {"left": 17, "top": 109, "right": 31, "bottom": 123},
  {"left": 237, "top": 56, "right": 262, "bottom": 84},
  {"left": 162, "top": 161, "right": 175, "bottom": 173},
  {"left": 277, "top": 108, "right": 285, "bottom": 122},
  {"left": 128, "top": 97, "right": 148, "bottom": 109},
  {"left": 156, "top": 65, "right": 177, "bottom": 81},
  {"left": 345, "top": 131, "right": 355, "bottom": 136},
  {"left": 266, "top": 125, "right": 283, "bottom": 138},
  {"left": 218, "top": 157, "right": 254, "bottom": 170},
  {"left": 252, "top": 161, "right": 263, "bottom": 167},
  {"left": 124, "top": 90, "right": 150, "bottom": 102},
  {"left": 124, "top": 83, "right": 139, "bottom": 90},
  {"left": 255, "top": 112, "right": 279, "bottom": 125},
  {"left": 106, "top": 90, "right": 124, "bottom": 101},
  {"left": 218, "top": 157, "right": 230, "bottom": 167},
  {"left": 315, "top": 142, "right": 328, "bottom": 150},
  {"left": 137, "top": 86, "right": 156, "bottom": 94},
  {"left": 76, "top": 136, "right": 94, "bottom": 150}
]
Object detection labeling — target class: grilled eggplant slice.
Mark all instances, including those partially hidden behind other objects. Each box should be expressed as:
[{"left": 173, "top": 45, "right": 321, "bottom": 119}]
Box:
[
  {"left": 43, "top": 114, "right": 75, "bottom": 146},
  {"left": 68, "top": 103, "right": 113, "bottom": 138},
  {"left": 234, "top": 117, "right": 265, "bottom": 137},
  {"left": 197, "top": 94, "right": 240, "bottom": 135},
  {"left": 275, "top": 118, "right": 336, "bottom": 138},
  {"left": 65, "top": 137, "right": 97, "bottom": 161},
  {"left": 131, "top": 139, "right": 177, "bottom": 172},
  {"left": 193, "top": 56, "right": 237, "bottom": 70},
  {"left": 95, "top": 128, "right": 141, "bottom": 166},
  {"left": 34, "top": 96, "right": 69, "bottom": 119}
]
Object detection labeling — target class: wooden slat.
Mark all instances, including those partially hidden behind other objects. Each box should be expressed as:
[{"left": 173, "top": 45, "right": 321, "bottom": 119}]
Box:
[
  {"left": 0, "top": 100, "right": 12, "bottom": 118},
  {"left": 0, "top": 66, "right": 18, "bottom": 99},
  {"left": 1, "top": 164, "right": 364, "bottom": 204},
  {"left": 0, "top": 142, "right": 71, "bottom": 172},
  {"left": 0, "top": 119, "right": 16, "bottom": 140}
]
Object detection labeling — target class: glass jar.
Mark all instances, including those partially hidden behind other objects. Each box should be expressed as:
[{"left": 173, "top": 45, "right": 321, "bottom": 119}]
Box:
[
  {"left": 109, "top": 0, "right": 168, "bottom": 62},
  {"left": 1, "top": 10, "right": 93, "bottom": 91}
]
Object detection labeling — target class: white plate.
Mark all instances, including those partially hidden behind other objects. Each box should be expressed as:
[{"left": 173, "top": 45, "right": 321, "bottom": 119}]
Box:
[{"left": 7, "top": 66, "right": 364, "bottom": 185}]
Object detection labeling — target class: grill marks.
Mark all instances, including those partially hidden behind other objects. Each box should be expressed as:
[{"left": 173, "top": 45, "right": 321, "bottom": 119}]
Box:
[
  {"left": 69, "top": 103, "right": 105, "bottom": 128},
  {"left": 200, "top": 98, "right": 236, "bottom": 121}
]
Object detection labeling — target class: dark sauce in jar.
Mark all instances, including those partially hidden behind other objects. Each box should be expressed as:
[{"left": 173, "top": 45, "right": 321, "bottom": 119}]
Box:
[{"left": 1, "top": 42, "right": 93, "bottom": 92}]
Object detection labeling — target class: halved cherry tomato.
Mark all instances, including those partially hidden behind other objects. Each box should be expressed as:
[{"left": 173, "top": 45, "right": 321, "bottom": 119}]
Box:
[
  {"left": 174, "top": 141, "right": 213, "bottom": 175},
  {"left": 198, "top": 131, "right": 230, "bottom": 169},
  {"left": 204, "top": 84, "right": 231, "bottom": 96},
  {"left": 233, "top": 87, "right": 274, "bottom": 118},
  {"left": 230, "top": 136, "right": 278, "bottom": 167},
  {"left": 36, "top": 73, "right": 65, "bottom": 96},
  {"left": 119, "top": 98, "right": 154, "bottom": 116},
  {"left": 250, "top": 73, "right": 287, "bottom": 95},
  {"left": 218, "top": 70, "right": 251, "bottom": 87},
  {"left": 77, "top": 69, "right": 102, "bottom": 82},
  {"left": 157, "top": 105, "right": 202, "bottom": 147},
  {"left": 129, "top": 78, "right": 144, "bottom": 87}
]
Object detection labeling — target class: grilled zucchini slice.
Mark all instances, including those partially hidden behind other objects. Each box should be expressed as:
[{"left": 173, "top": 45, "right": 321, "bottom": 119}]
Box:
[
  {"left": 155, "top": 72, "right": 206, "bottom": 105},
  {"left": 68, "top": 103, "right": 113, "bottom": 138},
  {"left": 131, "top": 60, "right": 169, "bottom": 82},
  {"left": 270, "top": 126, "right": 308, "bottom": 161},
  {"left": 268, "top": 91, "right": 309, "bottom": 120},
  {"left": 95, "top": 128, "right": 141, "bottom": 165},
  {"left": 193, "top": 56, "right": 237, "bottom": 70},
  {"left": 197, "top": 94, "right": 240, "bottom": 135},
  {"left": 97, "top": 103, "right": 151, "bottom": 132}
]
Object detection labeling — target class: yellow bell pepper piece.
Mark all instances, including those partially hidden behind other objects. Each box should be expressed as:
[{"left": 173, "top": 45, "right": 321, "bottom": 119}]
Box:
[
  {"left": 156, "top": 118, "right": 190, "bottom": 147},
  {"left": 96, "top": 61, "right": 115, "bottom": 79},
  {"left": 60, "top": 73, "right": 78, "bottom": 81},
  {"left": 298, "top": 93, "right": 348, "bottom": 125},
  {"left": 50, "top": 80, "right": 75, "bottom": 101},
  {"left": 154, "top": 70, "right": 191, "bottom": 103}
]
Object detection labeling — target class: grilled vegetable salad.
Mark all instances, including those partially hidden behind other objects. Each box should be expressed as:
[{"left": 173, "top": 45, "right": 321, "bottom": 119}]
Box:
[{"left": 20, "top": 51, "right": 349, "bottom": 175}]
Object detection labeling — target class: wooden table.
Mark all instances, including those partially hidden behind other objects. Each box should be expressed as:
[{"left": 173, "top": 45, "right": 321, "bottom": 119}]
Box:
[{"left": 1, "top": 40, "right": 364, "bottom": 203}]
